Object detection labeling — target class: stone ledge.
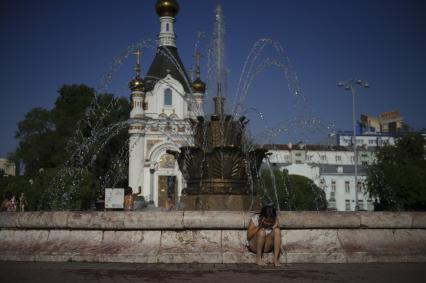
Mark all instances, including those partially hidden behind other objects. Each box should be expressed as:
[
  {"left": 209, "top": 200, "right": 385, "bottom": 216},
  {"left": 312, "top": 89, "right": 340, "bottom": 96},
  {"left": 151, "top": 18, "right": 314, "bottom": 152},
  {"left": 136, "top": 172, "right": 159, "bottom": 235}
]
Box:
[
  {"left": 1, "top": 228, "right": 425, "bottom": 264},
  {"left": 279, "top": 212, "right": 360, "bottom": 228},
  {"left": 1, "top": 211, "right": 426, "bottom": 230},
  {"left": 359, "top": 212, "right": 413, "bottom": 229},
  {"left": 183, "top": 211, "right": 245, "bottom": 229}
]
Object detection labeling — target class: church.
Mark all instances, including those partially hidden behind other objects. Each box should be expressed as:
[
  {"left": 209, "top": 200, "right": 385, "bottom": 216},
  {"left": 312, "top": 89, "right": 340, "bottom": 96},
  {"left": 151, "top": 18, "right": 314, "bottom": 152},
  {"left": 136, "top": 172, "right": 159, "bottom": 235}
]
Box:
[{"left": 128, "top": 0, "right": 205, "bottom": 208}]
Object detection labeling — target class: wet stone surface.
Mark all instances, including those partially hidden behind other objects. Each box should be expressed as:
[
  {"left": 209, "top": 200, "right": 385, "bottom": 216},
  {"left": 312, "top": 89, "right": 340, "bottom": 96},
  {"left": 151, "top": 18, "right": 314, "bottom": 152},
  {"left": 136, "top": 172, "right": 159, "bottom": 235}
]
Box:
[{"left": 0, "top": 262, "right": 425, "bottom": 283}]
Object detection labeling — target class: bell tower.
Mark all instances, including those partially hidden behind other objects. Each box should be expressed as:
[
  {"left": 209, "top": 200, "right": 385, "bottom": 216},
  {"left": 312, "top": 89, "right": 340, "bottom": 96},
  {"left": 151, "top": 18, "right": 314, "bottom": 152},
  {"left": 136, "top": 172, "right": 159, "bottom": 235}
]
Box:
[{"left": 156, "top": 0, "right": 180, "bottom": 47}]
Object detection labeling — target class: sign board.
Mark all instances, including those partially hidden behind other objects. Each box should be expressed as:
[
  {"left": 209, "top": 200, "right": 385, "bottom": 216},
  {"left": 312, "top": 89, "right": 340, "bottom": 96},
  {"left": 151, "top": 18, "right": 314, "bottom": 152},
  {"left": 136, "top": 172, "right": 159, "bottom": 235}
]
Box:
[
  {"left": 105, "top": 188, "right": 124, "bottom": 209},
  {"left": 379, "top": 110, "right": 400, "bottom": 120}
]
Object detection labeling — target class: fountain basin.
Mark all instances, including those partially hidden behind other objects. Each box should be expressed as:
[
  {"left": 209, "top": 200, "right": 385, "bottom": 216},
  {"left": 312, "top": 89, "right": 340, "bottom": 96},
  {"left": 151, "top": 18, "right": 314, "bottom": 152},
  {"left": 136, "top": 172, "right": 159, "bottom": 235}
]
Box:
[{"left": 1, "top": 211, "right": 426, "bottom": 264}]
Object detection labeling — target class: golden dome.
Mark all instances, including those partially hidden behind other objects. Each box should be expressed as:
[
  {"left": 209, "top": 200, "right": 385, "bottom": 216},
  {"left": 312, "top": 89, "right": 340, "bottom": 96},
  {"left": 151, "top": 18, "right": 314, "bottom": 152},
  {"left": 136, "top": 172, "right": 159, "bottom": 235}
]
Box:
[
  {"left": 156, "top": 0, "right": 180, "bottom": 17},
  {"left": 192, "top": 78, "right": 206, "bottom": 93},
  {"left": 129, "top": 77, "right": 144, "bottom": 92}
]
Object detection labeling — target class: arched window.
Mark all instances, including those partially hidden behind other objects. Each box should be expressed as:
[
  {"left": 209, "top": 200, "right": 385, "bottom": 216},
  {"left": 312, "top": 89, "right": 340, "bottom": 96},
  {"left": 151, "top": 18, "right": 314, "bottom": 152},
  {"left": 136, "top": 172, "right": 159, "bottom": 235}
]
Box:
[
  {"left": 164, "top": 88, "right": 172, "bottom": 106},
  {"left": 166, "top": 23, "right": 170, "bottom": 32}
]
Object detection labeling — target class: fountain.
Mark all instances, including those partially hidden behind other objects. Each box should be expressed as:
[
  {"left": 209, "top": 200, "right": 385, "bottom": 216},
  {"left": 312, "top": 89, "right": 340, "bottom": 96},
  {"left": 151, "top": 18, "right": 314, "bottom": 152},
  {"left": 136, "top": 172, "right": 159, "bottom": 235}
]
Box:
[
  {"left": 44, "top": 1, "right": 330, "bottom": 211},
  {"left": 166, "top": 4, "right": 268, "bottom": 211},
  {"left": 167, "top": 100, "right": 269, "bottom": 210}
]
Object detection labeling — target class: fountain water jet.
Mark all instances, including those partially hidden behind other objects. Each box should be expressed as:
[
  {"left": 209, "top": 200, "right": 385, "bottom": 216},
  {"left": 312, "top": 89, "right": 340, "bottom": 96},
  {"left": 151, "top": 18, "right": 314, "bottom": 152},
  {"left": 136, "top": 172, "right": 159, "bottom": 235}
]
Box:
[{"left": 167, "top": 5, "right": 268, "bottom": 211}]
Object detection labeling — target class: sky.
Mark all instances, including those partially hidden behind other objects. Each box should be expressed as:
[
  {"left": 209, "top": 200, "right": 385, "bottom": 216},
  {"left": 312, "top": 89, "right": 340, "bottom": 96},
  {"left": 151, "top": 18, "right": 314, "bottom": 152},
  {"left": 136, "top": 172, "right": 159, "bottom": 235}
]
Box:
[{"left": 1, "top": 0, "right": 425, "bottom": 157}]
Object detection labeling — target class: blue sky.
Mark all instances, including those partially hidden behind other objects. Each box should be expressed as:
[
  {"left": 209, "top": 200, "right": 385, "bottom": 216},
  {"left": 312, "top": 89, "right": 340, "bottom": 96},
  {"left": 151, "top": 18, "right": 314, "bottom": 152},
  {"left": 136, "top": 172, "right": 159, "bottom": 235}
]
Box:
[{"left": 1, "top": 0, "right": 425, "bottom": 157}]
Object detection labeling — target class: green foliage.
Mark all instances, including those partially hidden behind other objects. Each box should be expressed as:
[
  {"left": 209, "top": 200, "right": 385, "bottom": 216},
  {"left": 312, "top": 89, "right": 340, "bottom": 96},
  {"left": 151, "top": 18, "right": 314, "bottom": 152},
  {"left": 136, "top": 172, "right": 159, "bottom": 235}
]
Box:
[
  {"left": 259, "top": 169, "right": 327, "bottom": 211},
  {"left": 12, "top": 108, "right": 56, "bottom": 175},
  {"left": 40, "top": 168, "right": 100, "bottom": 211},
  {"left": 8, "top": 84, "right": 131, "bottom": 210},
  {"left": 366, "top": 131, "right": 426, "bottom": 211},
  {"left": 0, "top": 171, "right": 49, "bottom": 211}
]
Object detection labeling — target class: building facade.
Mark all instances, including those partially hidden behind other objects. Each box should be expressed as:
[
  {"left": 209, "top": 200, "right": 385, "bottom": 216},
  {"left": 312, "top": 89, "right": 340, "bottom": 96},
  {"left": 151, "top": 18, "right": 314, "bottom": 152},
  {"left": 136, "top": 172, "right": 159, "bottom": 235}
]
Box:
[
  {"left": 264, "top": 144, "right": 375, "bottom": 211},
  {"left": 128, "top": 0, "right": 205, "bottom": 208},
  {"left": 0, "top": 158, "right": 16, "bottom": 177},
  {"left": 335, "top": 131, "right": 396, "bottom": 148},
  {"left": 360, "top": 110, "right": 404, "bottom": 134}
]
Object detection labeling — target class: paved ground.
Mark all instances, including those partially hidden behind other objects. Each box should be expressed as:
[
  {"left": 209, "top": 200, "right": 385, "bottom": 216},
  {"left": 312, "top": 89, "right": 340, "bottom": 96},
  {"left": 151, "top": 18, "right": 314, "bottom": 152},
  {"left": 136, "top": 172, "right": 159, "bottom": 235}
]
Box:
[{"left": 0, "top": 262, "right": 425, "bottom": 283}]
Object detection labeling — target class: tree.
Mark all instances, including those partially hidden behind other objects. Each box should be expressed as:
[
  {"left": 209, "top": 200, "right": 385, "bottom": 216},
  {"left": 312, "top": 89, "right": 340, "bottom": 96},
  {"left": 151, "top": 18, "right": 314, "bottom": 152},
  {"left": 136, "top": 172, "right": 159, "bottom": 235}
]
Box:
[
  {"left": 13, "top": 108, "right": 55, "bottom": 175},
  {"left": 10, "top": 84, "right": 131, "bottom": 210},
  {"left": 259, "top": 169, "right": 327, "bottom": 211},
  {"left": 366, "top": 131, "right": 426, "bottom": 210}
]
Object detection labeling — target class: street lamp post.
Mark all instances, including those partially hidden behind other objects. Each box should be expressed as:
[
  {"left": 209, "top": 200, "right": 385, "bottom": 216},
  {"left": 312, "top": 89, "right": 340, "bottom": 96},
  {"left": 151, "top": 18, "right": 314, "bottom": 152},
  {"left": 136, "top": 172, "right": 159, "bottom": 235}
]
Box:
[{"left": 338, "top": 79, "right": 368, "bottom": 211}]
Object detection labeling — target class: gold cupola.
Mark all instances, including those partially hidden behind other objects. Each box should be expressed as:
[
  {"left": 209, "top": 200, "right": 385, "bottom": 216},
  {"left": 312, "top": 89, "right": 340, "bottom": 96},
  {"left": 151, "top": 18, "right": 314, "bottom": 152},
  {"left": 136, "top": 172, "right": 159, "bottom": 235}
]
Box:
[
  {"left": 191, "top": 51, "right": 206, "bottom": 93},
  {"left": 192, "top": 78, "right": 206, "bottom": 93},
  {"left": 129, "top": 49, "right": 144, "bottom": 92},
  {"left": 156, "top": 0, "right": 180, "bottom": 18},
  {"left": 129, "top": 76, "right": 144, "bottom": 92}
]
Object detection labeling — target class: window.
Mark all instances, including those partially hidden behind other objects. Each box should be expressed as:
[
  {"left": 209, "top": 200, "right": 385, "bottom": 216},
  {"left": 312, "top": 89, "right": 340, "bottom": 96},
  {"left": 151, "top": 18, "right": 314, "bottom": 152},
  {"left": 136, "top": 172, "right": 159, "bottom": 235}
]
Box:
[
  {"left": 345, "top": 200, "right": 351, "bottom": 211},
  {"left": 164, "top": 88, "right": 172, "bottom": 106},
  {"left": 295, "top": 153, "right": 302, "bottom": 157},
  {"left": 345, "top": 181, "right": 350, "bottom": 193},
  {"left": 369, "top": 140, "right": 375, "bottom": 145},
  {"left": 331, "top": 181, "right": 336, "bottom": 191},
  {"left": 321, "top": 155, "right": 326, "bottom": 162},
  {"left": 306, "top": 155, "right": 313, "bottom": 161},
  {"left": 335, "top": 155, "right": 342, "bottom": 162},
  {"left": 357, "top": 182, "right": 362, "bottom": 193},
  {"left": 166, "top": 23, "right": 170, "bottom": 31},
  {"left": 358, "top": 200, "right": 364, "bottom": 210},
  {"left": 330, "top": 184, "right": 336, "bottom": 199}
]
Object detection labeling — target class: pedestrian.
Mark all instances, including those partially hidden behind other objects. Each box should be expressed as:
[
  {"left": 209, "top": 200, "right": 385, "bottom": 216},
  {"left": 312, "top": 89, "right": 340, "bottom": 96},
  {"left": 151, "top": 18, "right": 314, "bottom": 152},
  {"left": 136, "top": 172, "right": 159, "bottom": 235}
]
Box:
[
  {"left": 246, "top": 204, "right": 282, "bottom": 266},
  {"left": 165, "top": 196, "right": 174, "bottom": 211},
  {"left": 123, "top": 186, "right": 141, "bottom": 211},
  {"left": 1, "top": 191, "right": 14, "bottom": 212},
  {"left": 19, "top": 193, "right": 28, "bottom": 212}
]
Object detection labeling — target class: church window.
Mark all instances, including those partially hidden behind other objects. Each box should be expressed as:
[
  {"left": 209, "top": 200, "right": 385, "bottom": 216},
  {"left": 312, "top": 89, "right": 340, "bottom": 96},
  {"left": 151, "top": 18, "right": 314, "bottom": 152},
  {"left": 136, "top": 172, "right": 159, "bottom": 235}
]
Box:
[
  {"left": 166, "top": 23, "right": 170, "bottom": 31},
  {"left": 164, "top": 88, "right": 172, "bottom": 106}
]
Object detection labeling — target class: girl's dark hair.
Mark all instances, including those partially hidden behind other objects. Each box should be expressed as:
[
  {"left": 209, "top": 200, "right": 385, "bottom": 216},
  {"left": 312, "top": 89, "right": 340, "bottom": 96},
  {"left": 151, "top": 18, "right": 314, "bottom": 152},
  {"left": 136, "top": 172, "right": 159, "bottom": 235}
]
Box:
[
  {"left": 259, "top": 205, "right": 277, "bottom": 219},
  {"left": 125, "top": 187, "right": 133, "bottom": 195}
]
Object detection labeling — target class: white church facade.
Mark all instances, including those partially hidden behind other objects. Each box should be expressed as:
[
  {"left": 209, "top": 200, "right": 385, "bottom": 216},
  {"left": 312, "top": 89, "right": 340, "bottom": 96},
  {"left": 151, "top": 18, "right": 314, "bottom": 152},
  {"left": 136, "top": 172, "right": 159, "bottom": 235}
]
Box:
[{"left": 128, "top": 0, "right": 205, "bottom": 208}]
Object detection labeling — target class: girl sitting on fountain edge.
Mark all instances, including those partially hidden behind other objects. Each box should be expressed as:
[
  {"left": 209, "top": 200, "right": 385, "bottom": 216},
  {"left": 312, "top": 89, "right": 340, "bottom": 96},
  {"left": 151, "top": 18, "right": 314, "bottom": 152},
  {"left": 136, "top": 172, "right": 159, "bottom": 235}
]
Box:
[{"left": 246, "top": 204, "right": 282, "bottom": 266}]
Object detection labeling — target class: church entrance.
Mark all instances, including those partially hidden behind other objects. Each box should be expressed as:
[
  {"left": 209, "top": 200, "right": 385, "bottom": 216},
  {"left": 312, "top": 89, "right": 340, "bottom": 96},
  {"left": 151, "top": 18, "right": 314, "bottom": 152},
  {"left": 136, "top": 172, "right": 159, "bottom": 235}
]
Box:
[{"left": 158, "top": 176, "right": 177, "bottom": 209}]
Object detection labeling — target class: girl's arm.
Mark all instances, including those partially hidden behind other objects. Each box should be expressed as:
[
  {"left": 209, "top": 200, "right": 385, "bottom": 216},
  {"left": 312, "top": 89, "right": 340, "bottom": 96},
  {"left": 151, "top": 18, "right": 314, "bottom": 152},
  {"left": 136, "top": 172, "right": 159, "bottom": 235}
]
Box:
[{"left": 247, "top": 218, "right": 262, "bottom": 241}]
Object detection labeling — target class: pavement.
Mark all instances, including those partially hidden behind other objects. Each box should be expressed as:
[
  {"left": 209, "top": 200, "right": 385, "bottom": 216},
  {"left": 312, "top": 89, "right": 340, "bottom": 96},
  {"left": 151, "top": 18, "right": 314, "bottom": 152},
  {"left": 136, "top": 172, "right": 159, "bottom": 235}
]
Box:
[{"left": 0, "top": 261, "right": 425, "bottom": 283}]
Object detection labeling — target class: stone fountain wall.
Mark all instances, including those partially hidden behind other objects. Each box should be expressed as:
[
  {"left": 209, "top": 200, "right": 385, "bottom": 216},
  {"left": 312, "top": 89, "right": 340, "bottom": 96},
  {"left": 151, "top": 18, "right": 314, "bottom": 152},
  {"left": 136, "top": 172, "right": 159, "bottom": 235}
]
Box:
[{"left": 1, "top": 211, "right": 426, "bottom": 263}]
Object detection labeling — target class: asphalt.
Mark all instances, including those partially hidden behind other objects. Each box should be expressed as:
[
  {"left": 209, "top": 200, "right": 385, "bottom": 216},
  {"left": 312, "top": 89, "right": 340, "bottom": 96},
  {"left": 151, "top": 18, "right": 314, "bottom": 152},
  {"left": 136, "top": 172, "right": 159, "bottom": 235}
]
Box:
[{"left": 0, "top": 261, "right": 425, "bottom": 283}]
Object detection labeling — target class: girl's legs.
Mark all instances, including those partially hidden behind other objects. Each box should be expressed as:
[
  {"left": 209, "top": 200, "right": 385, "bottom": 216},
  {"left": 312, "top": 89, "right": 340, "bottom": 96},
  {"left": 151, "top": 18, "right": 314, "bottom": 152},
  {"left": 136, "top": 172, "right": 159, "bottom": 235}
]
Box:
[{"left": 273, "top": 227, "right": 282, "bottom": 266}]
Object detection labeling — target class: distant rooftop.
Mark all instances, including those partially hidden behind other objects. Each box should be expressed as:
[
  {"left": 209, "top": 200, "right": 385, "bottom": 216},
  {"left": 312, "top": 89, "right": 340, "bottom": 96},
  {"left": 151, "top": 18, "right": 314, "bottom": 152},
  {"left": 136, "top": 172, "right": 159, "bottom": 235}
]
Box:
[{"left": 262, "top": 144, "right": 351, "bottom": 151}]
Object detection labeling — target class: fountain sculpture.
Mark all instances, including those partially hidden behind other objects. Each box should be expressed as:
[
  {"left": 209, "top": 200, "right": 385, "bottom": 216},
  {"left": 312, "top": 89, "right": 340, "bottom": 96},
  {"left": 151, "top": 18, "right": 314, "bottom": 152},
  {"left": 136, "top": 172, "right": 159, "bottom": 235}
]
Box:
[
  {"left": 167, "top": 4, "right": 269, "bottom": 211},
  {"left": 168, "top": 94, "right": 269, "bottom": 210}
]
